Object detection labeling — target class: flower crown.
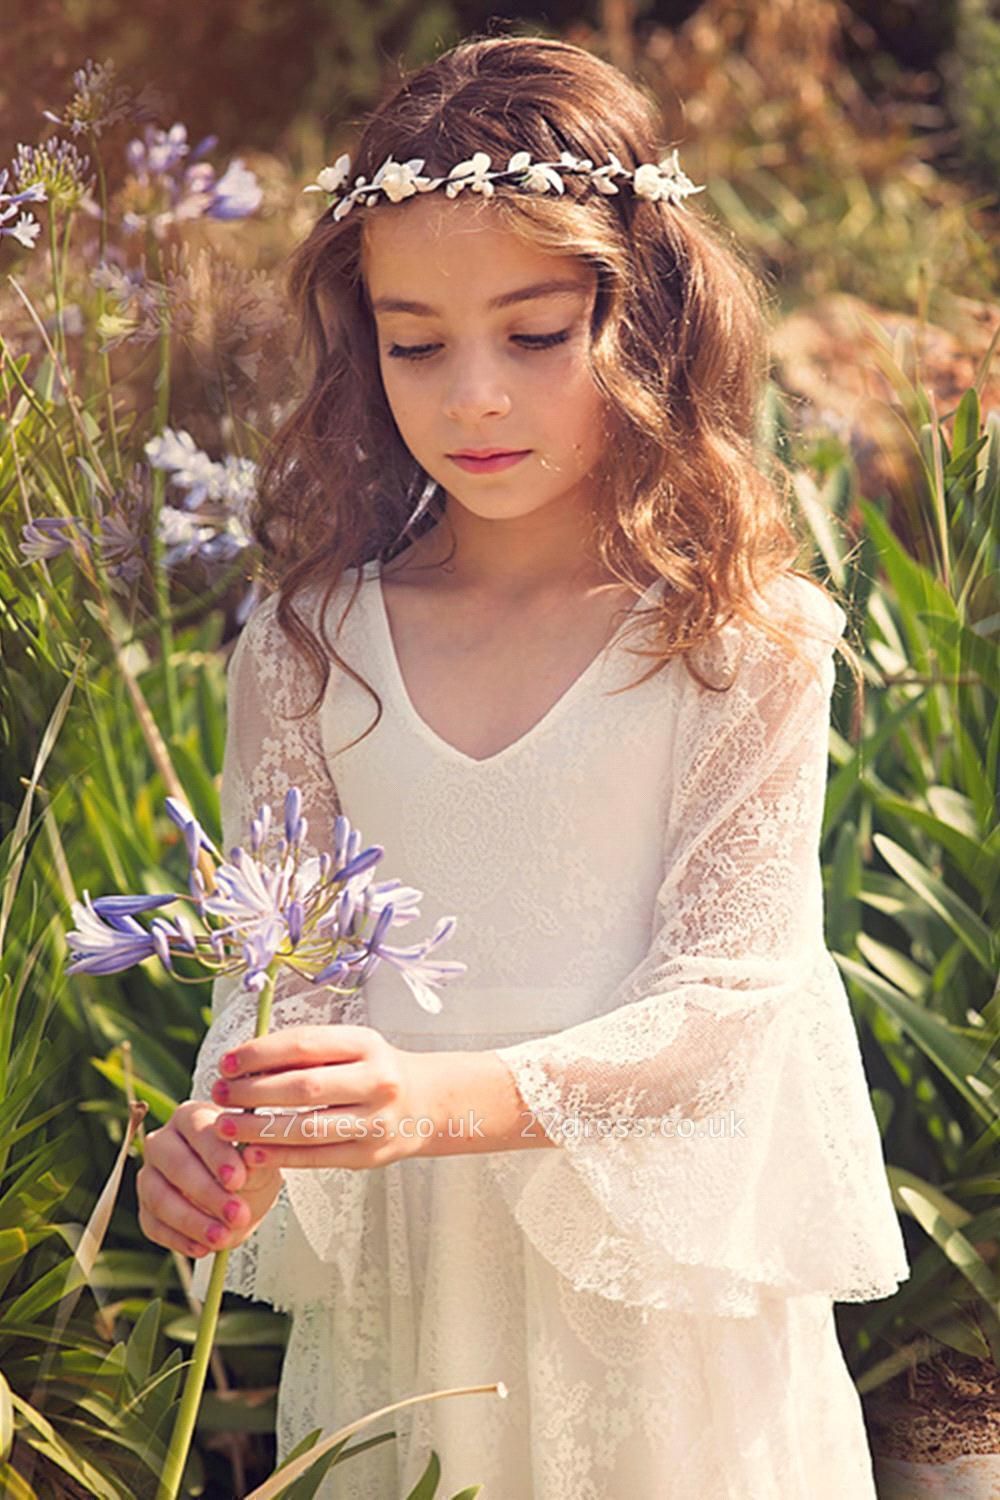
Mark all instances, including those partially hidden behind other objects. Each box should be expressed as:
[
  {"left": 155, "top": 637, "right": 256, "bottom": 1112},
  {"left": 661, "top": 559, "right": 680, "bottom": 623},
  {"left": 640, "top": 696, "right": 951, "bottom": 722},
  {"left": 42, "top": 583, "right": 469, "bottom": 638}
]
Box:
[{"left": 303, "top": 146, "right": 705, "bottom": 224}]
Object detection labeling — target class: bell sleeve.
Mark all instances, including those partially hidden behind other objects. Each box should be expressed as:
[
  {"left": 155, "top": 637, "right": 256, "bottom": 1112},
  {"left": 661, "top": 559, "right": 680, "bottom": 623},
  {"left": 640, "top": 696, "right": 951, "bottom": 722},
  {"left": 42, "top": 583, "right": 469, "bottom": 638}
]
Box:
[
  {"left": 189, "top": 592, "right": 367, "bottom": 1313},
  {"left": 482, "top": 577, "right": 911, "bottom": 1318}
]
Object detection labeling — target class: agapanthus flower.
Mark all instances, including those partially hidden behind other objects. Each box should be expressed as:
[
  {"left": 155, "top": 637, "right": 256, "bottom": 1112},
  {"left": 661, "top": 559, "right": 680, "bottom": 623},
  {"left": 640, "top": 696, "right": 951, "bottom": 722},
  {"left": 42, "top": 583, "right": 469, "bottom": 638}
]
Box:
[
  {"left": 145, "top": 427, "right": 257, "bottom": 515},
  {"left": 20, "top": 515, "right": 94, "bottom": 563},
  {"left": 66, "top": 892, "right": 175, "bottom": 975},
  {"left": 0, "top": 167, "right": 48, "bottom": 250},
  {"left": 93, "top": 479, "right": 151, "bottom": 591},
  {"left": 122, "top": 123, "right": 261, "bottom": 239},
  {"left": 11, "top": 137, "right": 96, "bottom": 214},
  {"left": 90, "top": 258, "right": 146, "bottom": 310},
  {"left": 42, "top": 58, "right": 132, "bottom": 139},
  {"left": 66, "top": 788, "right": 465, "bottom": 1013}
]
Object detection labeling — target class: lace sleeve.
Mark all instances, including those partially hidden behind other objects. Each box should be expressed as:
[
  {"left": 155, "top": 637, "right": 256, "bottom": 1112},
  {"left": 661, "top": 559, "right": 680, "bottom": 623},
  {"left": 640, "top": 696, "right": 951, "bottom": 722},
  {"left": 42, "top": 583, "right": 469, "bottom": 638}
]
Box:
[
  {"left": 482, "top": 578, "right": 911, "bottom": 1318},
  {"left": 189, "top": 592, "right": 368, "bottom": 1311}
]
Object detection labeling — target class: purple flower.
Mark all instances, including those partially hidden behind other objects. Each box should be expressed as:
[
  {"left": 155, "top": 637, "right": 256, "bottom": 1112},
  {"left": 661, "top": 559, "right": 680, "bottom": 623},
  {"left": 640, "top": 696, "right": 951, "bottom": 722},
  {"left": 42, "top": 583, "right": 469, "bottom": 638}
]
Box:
[
  {"left": 42, "top": 58, "right": 133, "bottom": 139},
  {"left": 122, "top": 124, "right": 261, "bottom": 238},
  {"left": 165, "top": 797, "right": 221, "bottom": 864},
  {"left": 0, "top": 167, "right": 47, "bottom": 250},
  {"left": 364, "top": 914, "right": 465, "bottom": 1015},
  {"left": 65, "top": 789, "right": 466, "bottom": 1010},
  {"left": 207, "top": 157, "right": 263, "bottom": 220},
  {"left": 92, "top": 894, "right": 178, "bottom": 919},
  {"left": 20, "top": 516, "right": 93, "bottom": 562},
  {"left": 284, "top": 786, "right": 302, "bottom": 844},
  {"left": 66, "top": 892, "right": 158, "bottom": 975},
  {"left": 11, "top": 138, "right": 95, "bottom": 215},
  {"left": 96, "top": 498, "right": 149, "bottom": 589}
]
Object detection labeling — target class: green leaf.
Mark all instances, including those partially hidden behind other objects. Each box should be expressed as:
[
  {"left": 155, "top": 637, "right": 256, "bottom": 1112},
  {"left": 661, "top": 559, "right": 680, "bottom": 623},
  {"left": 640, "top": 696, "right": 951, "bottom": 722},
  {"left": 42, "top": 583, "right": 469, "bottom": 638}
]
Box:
[
  {"left": 896, "top": 1184, "right": 1000, "bottom": 1359},
  {"left": 124, "top": 1299, "right": 161, "bottom": 1389},
  {"left": 834, "top": 953, "right": 996, "bottom": 1121},
  {"left": 404, "top": 1449, "right": 442, "bottom": 1500},
  {"left": 873, "top": 833, "right": 996, "bottom": 973},
  {"left": 953, "top": 387, "right": 980, "bottom": 458},
  {"left": 0, "top": 1368, "right": 13, "bottom": 1461},
  {"left": 922, "top": 610, "right": 999, "bottom": 696},
  {"left": 873, "top": 794, "right": 994, "bottom": 896},
  {"left": 3, "top": 1254, "right": 88, "bottom": 1324},
  {"left": 162, "top": 1308, "right": 289, "bottom": 1347},
  {"left": 89, "top": 1056, "right": 177, "bottom": 1125}
]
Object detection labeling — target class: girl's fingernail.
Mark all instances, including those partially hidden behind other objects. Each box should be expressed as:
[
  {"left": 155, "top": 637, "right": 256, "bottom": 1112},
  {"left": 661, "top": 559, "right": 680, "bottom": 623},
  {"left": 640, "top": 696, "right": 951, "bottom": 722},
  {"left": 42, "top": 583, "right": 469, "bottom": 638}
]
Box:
[
  {"left": 248, "top": 1148, "right": 267, "bottom": 1166},
  {"left": 219, "top": 1117, "right": 237, "bottom": 1138},
  {"left": 212, "top": 1080, "right": 229, "bottom": 1102},
  {"left": 220, "top": 1052, "right": 239, "bottom": 1074},
  {"left": 223, "top": 1199, "right": 242, "bottom": 1224},
  {"left": 218, "top": 1162, "right": 235, "bottom": 1186},
  {"left": 206, "top": 1224, "right": 226, "bottom": 1246}
]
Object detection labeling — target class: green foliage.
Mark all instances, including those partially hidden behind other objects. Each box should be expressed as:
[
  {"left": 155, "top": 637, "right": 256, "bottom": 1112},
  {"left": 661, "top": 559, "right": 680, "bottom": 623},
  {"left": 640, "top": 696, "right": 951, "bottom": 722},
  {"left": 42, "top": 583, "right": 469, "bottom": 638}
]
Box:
[
  {"left": 944, "top": 0, "right": 1000, "bottom": 189},
  {"left": 785, "top": 330, "right": 999, "bottom": 1391}
]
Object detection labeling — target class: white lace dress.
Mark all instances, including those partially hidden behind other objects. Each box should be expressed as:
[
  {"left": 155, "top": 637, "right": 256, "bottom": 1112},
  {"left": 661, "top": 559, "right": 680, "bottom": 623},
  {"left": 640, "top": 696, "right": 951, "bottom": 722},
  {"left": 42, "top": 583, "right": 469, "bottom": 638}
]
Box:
[{"left": 191, "top": 560, "right": 910, "bottom": 1499}]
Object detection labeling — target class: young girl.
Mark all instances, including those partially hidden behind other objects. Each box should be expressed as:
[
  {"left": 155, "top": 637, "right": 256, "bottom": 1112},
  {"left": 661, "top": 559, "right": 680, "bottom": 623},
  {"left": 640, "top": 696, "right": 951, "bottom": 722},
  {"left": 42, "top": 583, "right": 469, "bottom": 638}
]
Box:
[{"left": 137, "top": 33, "right": 911, "bottom": 1497}]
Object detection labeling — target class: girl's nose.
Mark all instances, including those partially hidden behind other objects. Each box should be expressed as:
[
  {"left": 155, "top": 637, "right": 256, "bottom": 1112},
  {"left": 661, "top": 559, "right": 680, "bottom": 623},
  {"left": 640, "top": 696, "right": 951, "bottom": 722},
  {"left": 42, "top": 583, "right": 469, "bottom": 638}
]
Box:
[{"left": 442, "top": 360, "right": 512, "bottom": 424}]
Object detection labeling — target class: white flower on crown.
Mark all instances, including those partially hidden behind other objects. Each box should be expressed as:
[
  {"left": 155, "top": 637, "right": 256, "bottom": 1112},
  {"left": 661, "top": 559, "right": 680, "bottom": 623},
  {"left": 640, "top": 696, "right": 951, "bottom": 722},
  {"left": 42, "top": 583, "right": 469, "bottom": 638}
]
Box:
[
  {"left": 305, "top": 142, "right": 704, "bottom": 221},
  {"left": 445, "top": 151, "right": 494, "bottom": 197},
  {"left": 632, "top": 163, "right": 666, "bottom": 200},
  {"left": 302, "top": 153, "right": 352, "bottom": 196},
  {"left": 590, "top": 151, "right": 629, "bottom": 194},
  {"left": 370, "top": 155, "right": 433, "bottom": 204},
  {"left": 507, "top": 151, "right": 564, "bottom": 195}
]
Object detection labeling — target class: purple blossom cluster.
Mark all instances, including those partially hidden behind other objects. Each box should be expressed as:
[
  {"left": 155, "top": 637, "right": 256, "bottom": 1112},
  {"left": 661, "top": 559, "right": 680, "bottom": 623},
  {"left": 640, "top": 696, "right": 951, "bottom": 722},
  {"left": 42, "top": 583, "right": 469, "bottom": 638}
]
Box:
[
  {"left": 121, "top": 123, "right": 262, "bottom": 240},
  {"left": 66, "top": 789, "right": 466, "bottom": 1015},
  {"left": 20, "top": 433, "right": 256, "bottom": 608},
  {"left": 3, "top": 57, "right": 261, "bottom": 255}
]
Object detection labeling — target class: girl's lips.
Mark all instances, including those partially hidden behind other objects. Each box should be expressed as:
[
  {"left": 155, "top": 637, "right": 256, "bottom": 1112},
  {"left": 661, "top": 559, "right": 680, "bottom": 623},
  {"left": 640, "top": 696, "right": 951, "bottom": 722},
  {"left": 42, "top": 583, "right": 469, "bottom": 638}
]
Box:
[{"left": 449, "top": 450, "right": 531, "bottom": 474}]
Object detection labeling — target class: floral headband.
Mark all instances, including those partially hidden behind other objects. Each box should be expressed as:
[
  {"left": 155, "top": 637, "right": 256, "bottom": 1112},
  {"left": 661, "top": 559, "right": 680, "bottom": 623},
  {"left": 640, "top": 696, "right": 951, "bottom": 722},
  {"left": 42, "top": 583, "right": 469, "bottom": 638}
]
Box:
[{"left": 303, "top": 146, "right": 705, "bottom": 223}]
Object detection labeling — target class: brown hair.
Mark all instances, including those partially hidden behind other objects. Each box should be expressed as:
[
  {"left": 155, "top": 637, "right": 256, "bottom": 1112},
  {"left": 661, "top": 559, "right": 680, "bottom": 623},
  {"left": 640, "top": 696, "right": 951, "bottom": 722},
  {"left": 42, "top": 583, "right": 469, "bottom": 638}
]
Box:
[{"left": 251, "top": 31, "right": 863, "bottom": 745}]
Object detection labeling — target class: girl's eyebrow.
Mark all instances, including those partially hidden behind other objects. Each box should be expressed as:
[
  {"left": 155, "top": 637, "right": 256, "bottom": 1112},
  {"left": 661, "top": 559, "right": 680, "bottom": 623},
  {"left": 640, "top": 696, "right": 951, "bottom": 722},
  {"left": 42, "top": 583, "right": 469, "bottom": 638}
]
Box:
[{"left": 371, "top": 277, "right": 590, "bottom": 316}]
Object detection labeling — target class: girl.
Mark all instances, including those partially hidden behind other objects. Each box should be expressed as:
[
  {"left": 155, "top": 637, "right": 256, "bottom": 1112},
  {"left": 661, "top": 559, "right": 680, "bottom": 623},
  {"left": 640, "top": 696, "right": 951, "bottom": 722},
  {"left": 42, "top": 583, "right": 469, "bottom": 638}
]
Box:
[{"left": 137, "top": 33, "right": 910, "bottom": 1498}]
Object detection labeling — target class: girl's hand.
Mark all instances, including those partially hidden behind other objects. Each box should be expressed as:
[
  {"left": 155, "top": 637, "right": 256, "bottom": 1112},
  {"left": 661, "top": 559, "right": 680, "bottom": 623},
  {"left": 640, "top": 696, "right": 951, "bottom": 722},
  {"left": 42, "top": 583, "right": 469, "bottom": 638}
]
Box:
[
  {"left": 137, "top": 1100, "right": 283, "bottom": 1259},
  {"left": 207, "top": 1024, "right": 426, "bottom": 1171}
]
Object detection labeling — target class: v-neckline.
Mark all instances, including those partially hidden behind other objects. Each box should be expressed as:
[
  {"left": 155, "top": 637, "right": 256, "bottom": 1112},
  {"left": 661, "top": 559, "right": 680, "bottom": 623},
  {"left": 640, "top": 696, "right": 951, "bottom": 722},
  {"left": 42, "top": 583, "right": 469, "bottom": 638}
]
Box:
[{"left": 363, "top": 560, "right": 663, "bottom": 770}]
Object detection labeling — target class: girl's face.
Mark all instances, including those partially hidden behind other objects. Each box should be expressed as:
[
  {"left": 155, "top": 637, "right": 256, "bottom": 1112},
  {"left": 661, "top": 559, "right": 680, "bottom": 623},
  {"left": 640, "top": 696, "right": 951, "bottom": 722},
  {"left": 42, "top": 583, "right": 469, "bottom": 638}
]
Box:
[{"left": 362, "top": 194, "right": 609, "bottom": 526}]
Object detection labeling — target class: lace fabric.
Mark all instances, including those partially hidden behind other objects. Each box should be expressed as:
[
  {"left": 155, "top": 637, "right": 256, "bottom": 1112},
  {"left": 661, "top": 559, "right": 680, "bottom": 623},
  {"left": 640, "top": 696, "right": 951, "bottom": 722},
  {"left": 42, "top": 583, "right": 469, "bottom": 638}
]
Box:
[
  {"left": 481, "top": 581, "right": 911, "bottom": 1317},
  {"left": 187, "top": 565, "right": 910, "bottom": 1496}
]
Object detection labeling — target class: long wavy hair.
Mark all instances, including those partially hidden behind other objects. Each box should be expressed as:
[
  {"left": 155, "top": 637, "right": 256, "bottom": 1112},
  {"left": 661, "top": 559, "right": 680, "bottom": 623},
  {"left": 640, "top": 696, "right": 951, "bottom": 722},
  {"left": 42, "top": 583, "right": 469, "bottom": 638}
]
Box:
[{"left": 251, "top": 31, "right": 863, "bottom": 746}]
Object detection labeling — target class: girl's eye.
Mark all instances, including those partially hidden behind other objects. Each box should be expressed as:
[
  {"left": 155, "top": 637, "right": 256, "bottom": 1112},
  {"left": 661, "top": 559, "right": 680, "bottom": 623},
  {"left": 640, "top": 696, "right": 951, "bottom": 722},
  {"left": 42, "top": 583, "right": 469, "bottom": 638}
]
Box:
[
  {"left": 513, "top": 329, "right": 573, "bottom": 353},
  {"left": 386, "top": 330, "right": 571, "bottom": 362},
  {"left": 386, "top": 343, "right": 440, "bottom": 361}
]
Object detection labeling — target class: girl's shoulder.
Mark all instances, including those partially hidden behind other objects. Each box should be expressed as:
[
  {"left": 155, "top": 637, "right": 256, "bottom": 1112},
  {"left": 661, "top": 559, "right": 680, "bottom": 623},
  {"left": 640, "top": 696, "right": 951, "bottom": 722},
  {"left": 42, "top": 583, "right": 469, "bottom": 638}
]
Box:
[
  {"left": 686, "top": 572, "right": 847, "bottom": 699},
  {"left": 238, "top": 565, "right": 371, "bottom": 649}
]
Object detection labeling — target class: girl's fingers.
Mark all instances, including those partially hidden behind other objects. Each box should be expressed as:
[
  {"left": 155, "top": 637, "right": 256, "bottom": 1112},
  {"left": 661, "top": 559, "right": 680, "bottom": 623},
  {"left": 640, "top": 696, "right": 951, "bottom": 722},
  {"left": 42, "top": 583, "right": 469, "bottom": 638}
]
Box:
[
  {"left": 216, "top": 1025, "right": 371, "bottom": 1081},
  {"left": 138, "top": 1205, "right": 212, "bottom": 1260},
  {"left": 213, "top": 1105, "right": 378, "bottom": 1148},
  {"left": 210, "top": 1061, "right": 375, "bottom": 1111},
  {"left": 144, "top": 1124, "right": 251, "bottom": 1233},
  {"left": 170, "top": 1099, "right": 248, "bottom": 1191},
  {"left": 138, "top": 1164, "right": 236, "bottom": 1252},
  {"left": 238, "top": 1140, "right": 385, "bottom": 1171}
]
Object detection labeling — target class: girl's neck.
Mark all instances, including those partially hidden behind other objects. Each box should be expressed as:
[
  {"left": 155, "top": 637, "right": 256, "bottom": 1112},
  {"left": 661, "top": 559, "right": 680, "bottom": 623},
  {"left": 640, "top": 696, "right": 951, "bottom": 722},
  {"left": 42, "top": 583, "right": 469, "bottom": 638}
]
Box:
[{"left": 387, "top": 521, "right": 648, "bottom": 602}]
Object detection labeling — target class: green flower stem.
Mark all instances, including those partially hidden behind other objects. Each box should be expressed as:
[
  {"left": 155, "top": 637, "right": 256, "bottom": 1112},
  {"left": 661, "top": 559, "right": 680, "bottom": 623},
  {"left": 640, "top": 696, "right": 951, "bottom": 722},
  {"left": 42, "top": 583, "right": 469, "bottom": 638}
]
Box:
[
  {"left": 45, "top": 209, "right": 63, "bottom": 402},
  {"left": 144, "top": 230, "right": 180, "bottom": 739},
  {"left": 90, "top": 134, "right": 123, "bottom": 484},
  {"left": 156, "top": 964, "right": 278, "bottom": 1500}
]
